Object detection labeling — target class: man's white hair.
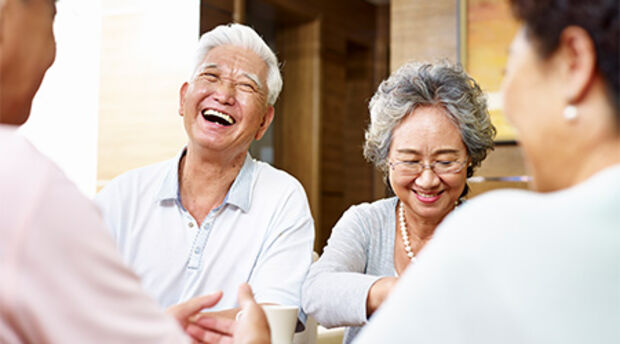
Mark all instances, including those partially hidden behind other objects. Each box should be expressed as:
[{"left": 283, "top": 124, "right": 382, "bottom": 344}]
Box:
[{"left": 191, "top": 23, "right": 282, "bottom": 106}]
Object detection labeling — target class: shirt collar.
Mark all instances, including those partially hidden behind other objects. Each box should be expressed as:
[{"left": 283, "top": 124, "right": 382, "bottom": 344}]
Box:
[
  {"left": 155, "top": 148, "right": 256, "bottom": 213},
  {"left": 225, "top": 153, "right": 255, "bottom": 212},
  {"left": 155, "top": 148, "right": 187, "bottom": 202}
]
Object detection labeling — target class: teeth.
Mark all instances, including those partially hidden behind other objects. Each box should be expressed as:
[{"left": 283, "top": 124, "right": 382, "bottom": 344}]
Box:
[
  {"left": 202, "top": 109, "right": 234, "bottom": 125},
  {"left": 417, "top": 192, "right": 438, "bottom": 198}
]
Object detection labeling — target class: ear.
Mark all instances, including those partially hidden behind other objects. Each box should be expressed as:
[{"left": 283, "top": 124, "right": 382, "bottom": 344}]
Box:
[
  {"left": 178, "top": 82, "right": 189, "bottom": 117},
  {"left": 555, "top": 26, "right": 597, "bottom": 104},
  {"left": 254, "top": 105, "right": 274, "bottom": 140}
]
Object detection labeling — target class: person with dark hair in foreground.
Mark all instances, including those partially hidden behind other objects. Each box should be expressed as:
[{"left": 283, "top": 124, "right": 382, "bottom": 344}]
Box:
[
  {"left": 0, "top": 0, "right": 268, "bottom": 342},
  {"left": 357, "top": 0, "right": 620, "bottom": 341}
]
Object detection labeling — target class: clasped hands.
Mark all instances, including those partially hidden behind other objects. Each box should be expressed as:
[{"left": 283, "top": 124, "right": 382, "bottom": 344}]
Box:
[{"left": 166, "top": 283, "right": 270, "bottom": 344}]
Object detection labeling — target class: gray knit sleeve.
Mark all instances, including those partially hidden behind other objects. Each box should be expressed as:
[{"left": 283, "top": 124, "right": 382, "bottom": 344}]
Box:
[{"left": 301, "top": 199, "right": 396, "bottom": 328}]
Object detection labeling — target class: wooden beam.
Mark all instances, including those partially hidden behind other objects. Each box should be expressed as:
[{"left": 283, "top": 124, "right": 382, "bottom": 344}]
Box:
[
  {"left": 233, "top": 0, "right": 246, "bottom": 23},
  {"left": 275, "top": 20, "right": 323, "bottom": 250}
]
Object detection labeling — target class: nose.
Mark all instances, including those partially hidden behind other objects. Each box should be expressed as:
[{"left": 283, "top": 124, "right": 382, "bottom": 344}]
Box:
[
  {"left": 212, "top": 80, "right": 236, "bottom": 105},
  {"left": 414, "top": 167, "right": 441, "bottom": 189}
]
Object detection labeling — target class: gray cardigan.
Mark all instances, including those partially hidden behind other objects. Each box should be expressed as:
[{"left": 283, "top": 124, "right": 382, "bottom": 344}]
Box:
[{"left": 301, "top": 197, "right": 398, "bottom": 344}]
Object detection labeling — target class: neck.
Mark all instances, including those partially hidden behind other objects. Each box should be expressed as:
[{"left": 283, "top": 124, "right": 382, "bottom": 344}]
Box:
[
  {"left": 558, "top": 83, "right": 620, "bottom": 189},
  {"left": 402, "top": 203, "right": 449, "bottom": 241},
  {"left": 178, "top": 144, "right": 247, "bottom": 223},
  {"left": 570, "top": 135, "right": 620, "bottom": 187}
]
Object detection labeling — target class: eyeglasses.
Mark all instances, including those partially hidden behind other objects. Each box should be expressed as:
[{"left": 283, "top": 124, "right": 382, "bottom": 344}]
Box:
[{"left": 388, "top": 160, "right": 467, "bottom": 176}]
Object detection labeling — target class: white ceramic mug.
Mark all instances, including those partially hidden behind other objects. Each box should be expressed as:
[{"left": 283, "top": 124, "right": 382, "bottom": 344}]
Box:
[{"left": 261, "top": 305, "right": 299, "bottom": 344}]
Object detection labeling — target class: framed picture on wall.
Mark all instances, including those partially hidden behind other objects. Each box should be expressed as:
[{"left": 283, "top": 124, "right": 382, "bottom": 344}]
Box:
[{"left": 458, "top": 0, "right": 520, "bottom": 143}]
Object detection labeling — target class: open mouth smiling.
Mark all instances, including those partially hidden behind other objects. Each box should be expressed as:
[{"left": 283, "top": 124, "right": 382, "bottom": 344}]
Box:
[{"left": 201, "top": 109, "right": 236, "bottom": 126}]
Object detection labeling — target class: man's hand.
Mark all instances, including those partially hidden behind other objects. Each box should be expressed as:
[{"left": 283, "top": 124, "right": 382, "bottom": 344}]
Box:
[
  {"left": 166, "top": 291, "right": 224, "bottom": 333},
  {"left": 189, "top": 283, "right": 271, "bottom": 344}
]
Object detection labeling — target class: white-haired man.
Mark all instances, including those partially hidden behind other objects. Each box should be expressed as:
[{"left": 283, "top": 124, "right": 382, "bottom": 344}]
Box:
[{"left": 95, "top": 24, "right": 314, "bottom": 326}]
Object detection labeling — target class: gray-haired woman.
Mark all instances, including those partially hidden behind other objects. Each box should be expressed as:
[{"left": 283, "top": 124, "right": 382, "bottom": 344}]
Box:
[{"left": 301, "top": 61, "right": 496, "bottom": 343}]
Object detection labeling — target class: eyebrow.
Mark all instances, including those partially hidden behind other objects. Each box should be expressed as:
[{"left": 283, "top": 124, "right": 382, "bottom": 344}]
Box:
[
  {"left": 202, "top": 63, "right": 218, "bottom": 70},
  {"left": 194, "top": 63, "right": 264, "bottom": 90},
  {"left": 242, "top": 72, "right": 263, "bottom": 90},
  {"left": 193, "top": 62, "right": 218, "bottom": 79},
  {"left": 396, "top": 148, "right": 461, "bottom": 155}
]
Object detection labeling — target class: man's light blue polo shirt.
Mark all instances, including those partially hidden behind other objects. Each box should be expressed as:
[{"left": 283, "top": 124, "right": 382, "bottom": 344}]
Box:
[{"left": 95, "top": 150, "right": 315, "bottom": 324}]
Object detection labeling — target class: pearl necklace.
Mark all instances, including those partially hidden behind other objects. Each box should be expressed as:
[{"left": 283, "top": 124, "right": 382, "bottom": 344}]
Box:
[{"left": 398, "top": 202, "right": 417, "bottom": 263}]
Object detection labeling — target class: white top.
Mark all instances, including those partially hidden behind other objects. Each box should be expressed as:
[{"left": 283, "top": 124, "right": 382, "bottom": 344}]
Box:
[
  {"left": 0, "top": 125, "right": 188, "bottom": 343},
  {"left": 356, "top": 164, "right": 620, "bottom": 344},
  {"left": 95, "top": 150, "right": 315, "bottom": 322}
]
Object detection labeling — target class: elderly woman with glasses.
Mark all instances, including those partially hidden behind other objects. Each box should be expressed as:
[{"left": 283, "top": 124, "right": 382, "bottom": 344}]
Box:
[{"left": 301, "top": 61, "right": 496, "bottom": 343}]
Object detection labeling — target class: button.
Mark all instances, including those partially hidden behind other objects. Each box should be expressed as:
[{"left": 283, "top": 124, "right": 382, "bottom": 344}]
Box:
[
  {"left": 188, "top": 222, "right": 194, "bottom": 228},
  {"left": 194, "top": 247, "right": 200, "bottom": 254}
]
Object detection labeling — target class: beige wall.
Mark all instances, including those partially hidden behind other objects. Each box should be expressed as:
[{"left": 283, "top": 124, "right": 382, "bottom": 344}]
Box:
[
  {"left": 391, "top": 0, "right": 458, "bottom": 70},
  {"left": 97, "top": 0, "right": 199, "bottom": 188}
]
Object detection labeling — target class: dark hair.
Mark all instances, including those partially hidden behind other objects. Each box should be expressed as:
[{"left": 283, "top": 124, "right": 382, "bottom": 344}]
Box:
[{"left": 509, "top": 0, "right": 619, "bottom": 118}]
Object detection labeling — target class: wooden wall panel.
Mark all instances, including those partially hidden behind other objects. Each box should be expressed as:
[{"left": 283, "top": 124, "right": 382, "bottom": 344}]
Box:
[
  {"left": 200, "top": 0, "right": 234, "bottom": 34},
  {"left": 262, "top": 0, "right": 375, "bottom": 45},
  {"left": 275, "top": 20, "right": 322, "bottom": 234},
  {"left": 320, "top": 61, "right": 346, "bottom": 194},
  {"left": 344, "top": 44, "right": 375, "bottom": 207},
  {"left": 98, "top": 2, "right": 196, "bottom": 187},
  {"left": 243, "top": 0, "right": 382, "bottom": 252},
  {"left": 372, "top": 4, "right": 391, "bottom": 199},
  {"left": 391, "top": 0, "right": 458, "bottom": 70},
  {"left": 317, "top": 26, "right": 347, "bottom": 250},
  {"left": 314, "top": 26, "right": 378, "bottom": 252}
]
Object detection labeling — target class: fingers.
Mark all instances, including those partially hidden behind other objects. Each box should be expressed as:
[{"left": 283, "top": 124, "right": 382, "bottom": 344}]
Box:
[
  {"left": 186, "top": 323, "right": 234, "bottom": 344},
  {"left": 237, "top": 283, "right": 255, "bottom": 309},
  {"left": 234, "top": 284, "right": 271, "bottom": 344},
  {"left": 193, "top": 316, "right": 236, "bottom": 336},
  {"left": 170, "top": 291, "right": 224, "bottom": 320}
]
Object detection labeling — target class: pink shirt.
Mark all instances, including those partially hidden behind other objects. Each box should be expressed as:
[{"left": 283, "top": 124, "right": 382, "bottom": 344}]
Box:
[{"left": 0, "top": 125, "right": 189, "bottom": 343}]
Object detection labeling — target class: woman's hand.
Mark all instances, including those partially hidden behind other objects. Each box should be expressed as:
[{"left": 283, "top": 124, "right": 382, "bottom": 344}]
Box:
[{"left": 366, "top": 277, "right": 399, "bottom": 317}]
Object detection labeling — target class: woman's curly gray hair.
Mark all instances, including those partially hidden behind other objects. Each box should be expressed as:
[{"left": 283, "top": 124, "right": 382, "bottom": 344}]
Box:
[{"left": 363, "top": 61, "right": 496, "bottom": 185}]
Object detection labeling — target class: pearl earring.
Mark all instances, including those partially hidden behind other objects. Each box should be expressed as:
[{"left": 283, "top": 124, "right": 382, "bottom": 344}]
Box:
[{"left": 563, "top": 105, "right": 578, "bottom": 121}]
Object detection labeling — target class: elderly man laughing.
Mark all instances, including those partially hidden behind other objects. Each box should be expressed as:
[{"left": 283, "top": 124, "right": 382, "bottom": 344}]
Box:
[{"left": 95, "top": 24, "right": 314, "bottom": 327}]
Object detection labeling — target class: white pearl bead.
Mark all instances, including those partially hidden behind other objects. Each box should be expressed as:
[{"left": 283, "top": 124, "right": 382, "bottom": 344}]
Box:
[{"left": 399, "top": 202, "right": 416, "bottom": 262}]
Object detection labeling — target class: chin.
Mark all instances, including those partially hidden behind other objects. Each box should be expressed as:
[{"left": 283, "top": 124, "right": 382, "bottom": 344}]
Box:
[
  {"left": 0, "top": 100, "right": 32, "bottom": 126},
  {"left": 413, "top": 204, "right": 453, "bottom": 221}
]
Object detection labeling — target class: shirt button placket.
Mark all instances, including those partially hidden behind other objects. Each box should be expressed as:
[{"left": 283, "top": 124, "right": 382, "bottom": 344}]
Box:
[
  {"left": 188, "top": 214, "right": 215, "bottom": 270},
  {"left": 186, "top": 215, "right": 202, "bottom": 269}
]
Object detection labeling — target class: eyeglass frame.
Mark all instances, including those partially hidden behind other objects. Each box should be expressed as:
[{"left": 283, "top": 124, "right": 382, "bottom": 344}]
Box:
[{"left": 388, "top": 159, "right": 468, "bottom": 176}]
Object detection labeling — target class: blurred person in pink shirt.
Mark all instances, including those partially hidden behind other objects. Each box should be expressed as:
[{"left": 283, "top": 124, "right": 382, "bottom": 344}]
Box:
[{"left": 0, "top": 0, "right": 268, "bottom": 343}]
